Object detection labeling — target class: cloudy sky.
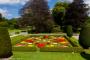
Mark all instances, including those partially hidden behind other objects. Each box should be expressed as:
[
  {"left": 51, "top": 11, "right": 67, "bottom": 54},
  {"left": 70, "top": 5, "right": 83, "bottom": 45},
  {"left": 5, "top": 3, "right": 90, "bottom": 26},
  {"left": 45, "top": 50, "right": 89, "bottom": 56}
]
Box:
[{"left": 0, "top": 0, "right": 90, "bottom": 19}]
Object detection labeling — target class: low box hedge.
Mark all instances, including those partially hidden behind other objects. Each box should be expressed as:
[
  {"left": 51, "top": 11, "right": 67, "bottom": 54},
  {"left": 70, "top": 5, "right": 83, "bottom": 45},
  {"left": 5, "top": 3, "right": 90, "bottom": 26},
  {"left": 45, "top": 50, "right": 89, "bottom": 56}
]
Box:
[
  {"left": 12, "top": 47, "right": 37, "bottom": 52},
  {"left": 65, "top": 36, "right": 80, "bottom": 47},
  {"left": 40, "top": 47, "right": 84, "bottom": 52}
]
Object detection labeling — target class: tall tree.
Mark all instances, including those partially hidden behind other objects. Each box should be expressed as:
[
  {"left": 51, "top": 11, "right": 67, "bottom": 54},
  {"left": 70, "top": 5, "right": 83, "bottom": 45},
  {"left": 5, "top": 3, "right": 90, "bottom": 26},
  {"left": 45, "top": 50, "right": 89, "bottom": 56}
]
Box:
[
  {"left": 20, "top": 0, "right": 54, "bottom": 33},
  {"left": 19, "top": 1, "right": 33, "bottom": 27},
  {"left": 65, "top": 0, "right": 89, "bottom": 31}
]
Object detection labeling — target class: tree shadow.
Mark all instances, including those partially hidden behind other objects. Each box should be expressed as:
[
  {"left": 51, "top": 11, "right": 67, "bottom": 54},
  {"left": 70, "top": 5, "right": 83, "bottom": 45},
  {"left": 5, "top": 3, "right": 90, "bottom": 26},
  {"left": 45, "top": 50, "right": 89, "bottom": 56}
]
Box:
[{"left": 80, "top": 52, "right": 90, "bottom": 60}]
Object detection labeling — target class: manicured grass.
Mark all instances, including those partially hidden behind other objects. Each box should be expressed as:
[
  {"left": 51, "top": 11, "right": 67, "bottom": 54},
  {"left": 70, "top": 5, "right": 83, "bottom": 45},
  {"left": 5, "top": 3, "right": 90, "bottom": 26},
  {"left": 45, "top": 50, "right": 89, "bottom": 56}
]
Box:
[{"left": 11, "top": 51, "right": 85, "bottom": 60}]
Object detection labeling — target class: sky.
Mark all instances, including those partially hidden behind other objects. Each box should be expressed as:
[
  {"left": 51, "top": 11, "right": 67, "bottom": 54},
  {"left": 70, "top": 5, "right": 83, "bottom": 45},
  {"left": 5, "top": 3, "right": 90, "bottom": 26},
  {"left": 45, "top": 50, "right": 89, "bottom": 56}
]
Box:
[{"left": 0, "top": 0, "right": 90, "bottom": 19}]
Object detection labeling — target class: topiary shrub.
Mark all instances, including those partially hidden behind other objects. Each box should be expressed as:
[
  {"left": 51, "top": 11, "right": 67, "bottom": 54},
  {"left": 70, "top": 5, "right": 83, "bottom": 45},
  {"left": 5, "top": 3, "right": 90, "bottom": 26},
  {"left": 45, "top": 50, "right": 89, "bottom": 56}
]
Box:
[
  {"left": 79, "top": 24, "right": 90, "bottom": 49},
  {"left": 0, "top": 27, "right": 13, "bottom": 58},
  {"left": 51, "top": 25, "right": 61, "bottom": 33},
  {"left": 66, "top": 25, "right": 73, "bottom": 37}
]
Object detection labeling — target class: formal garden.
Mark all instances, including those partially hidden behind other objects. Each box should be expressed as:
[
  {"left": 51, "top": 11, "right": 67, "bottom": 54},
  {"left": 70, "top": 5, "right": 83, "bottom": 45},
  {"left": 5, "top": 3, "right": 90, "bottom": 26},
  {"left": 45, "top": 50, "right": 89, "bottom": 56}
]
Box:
[{"left": 0, "top": 0, "right": 90, "bottom": 60}]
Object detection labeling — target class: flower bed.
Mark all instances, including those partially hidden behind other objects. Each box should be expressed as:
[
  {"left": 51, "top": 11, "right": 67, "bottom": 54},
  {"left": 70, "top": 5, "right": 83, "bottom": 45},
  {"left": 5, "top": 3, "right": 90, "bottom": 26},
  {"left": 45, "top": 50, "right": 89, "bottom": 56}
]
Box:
[{"left": 14, "top": 35, "right": 72, "bottom": 48}]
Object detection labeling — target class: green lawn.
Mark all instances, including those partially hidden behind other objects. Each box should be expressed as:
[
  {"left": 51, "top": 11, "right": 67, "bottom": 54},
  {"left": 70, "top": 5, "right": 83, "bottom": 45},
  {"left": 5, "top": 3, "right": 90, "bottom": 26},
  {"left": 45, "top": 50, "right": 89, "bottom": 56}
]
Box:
[{"left": 11, "top": 52, "right": 85, "bottom": 60}]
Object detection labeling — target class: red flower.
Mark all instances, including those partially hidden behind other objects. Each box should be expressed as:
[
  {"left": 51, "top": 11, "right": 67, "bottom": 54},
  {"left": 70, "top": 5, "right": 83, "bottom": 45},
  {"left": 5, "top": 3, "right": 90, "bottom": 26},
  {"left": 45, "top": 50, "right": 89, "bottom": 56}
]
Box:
[
  {"left": 37, "top": 43, "right": 46, "bottom": 48},
  {"left": 44, "top": 35, "right": 49, "bottom": 38},
  {"left": 25, "top": 39, "right": 34, "bottom": 43},
  {"left": 55, "top": 37, "right": 65, "bottom": 42}
]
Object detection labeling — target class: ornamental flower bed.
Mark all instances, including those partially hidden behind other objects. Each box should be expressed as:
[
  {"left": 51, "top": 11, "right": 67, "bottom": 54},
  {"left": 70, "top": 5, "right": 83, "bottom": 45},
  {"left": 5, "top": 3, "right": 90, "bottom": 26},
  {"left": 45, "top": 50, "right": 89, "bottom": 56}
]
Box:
[{"left": 14, "top": 35, "right": 72, "bottom": 48}]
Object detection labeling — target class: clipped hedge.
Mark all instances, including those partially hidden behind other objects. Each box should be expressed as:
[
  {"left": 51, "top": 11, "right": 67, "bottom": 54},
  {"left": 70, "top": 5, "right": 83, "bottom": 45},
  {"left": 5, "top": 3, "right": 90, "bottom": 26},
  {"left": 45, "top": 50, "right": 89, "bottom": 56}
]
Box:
[
  {"left": 65, "top": 36, "right": 79, "bottom": 47},
  {"left": 29, "top": 34, "right": 65, "bottom": 37},
  {"left": 79, "top": 24, "right": 90, "bottom": 49},
  {"left": 12, "top": 47, "right": 37, "bottom": 52},
  {"left": 40, "top": 47, "right": 83, "bottom": 52},
  {"left": 0, "top": 27, "right": 13, "bottom": 58},
  {"left": 66, "top": 25, "right": 73, "bottom": 37}
]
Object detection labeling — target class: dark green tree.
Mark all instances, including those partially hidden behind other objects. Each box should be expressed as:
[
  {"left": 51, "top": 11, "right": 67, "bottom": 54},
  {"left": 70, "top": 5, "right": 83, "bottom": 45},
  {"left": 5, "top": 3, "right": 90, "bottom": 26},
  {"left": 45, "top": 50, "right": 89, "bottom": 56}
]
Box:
[
  {"left": 0, "top": 13, "right": 5, "bottom": 22},
  {"left": 65, "top": 0, "right": 89, "bottom": 31},
  {"left": 0, "top": 13, "right": 9, "bottom": 27},
  {"left": 0, "top": 13, "right": 2, "bottom": 22}
]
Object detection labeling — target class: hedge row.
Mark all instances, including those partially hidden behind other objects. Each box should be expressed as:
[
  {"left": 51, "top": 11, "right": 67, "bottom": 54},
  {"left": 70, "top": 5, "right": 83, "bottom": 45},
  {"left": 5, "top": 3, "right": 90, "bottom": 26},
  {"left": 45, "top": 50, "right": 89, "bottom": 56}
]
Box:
[
  {"left": 29, "top": 34, "right": 65, "bottom": 36},
  {"left": 12, "top": 47, "right": 37, "bottom": 52},
  {"left": 65, "top": 36, "right": 79, "bottom": 47},
  {"left": 40, "top": 47, "right": 84, "bottom": 52}
]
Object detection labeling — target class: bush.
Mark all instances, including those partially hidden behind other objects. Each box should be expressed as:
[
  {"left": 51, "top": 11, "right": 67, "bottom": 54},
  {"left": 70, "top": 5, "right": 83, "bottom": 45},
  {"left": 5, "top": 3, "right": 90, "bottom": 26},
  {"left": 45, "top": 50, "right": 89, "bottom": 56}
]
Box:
[
  {"left": 21, "top": 30, "right": 27, "bottom": 32},
  {"left": 65, "top": 36, "right": 80, "bottom": 47},
  {"left": 40, "top": 47, "right": 83, "bottom": 52},
  {"left": 0, "top": 27, "right": 13, "bottom": 58},
  {"left": 12, "top": 47, "right": 37, "bottom": 52},
  {"left": 66, "top": 25, "right": 73, "bottom": 37},
  {"left": 0, "top": 22, "right": 9, "bottom": 27},
  {"left": 51, "top": 25, "right": 61, "bottom": 33},
  {"left": 15, "top": 32, "right": 20, "bottom": 34},
  {"left": 79, "top": 24, "right": 90, "bottom": 49},
  {"left": 27, "top": 30, "right": 31, "bottom": 34}
]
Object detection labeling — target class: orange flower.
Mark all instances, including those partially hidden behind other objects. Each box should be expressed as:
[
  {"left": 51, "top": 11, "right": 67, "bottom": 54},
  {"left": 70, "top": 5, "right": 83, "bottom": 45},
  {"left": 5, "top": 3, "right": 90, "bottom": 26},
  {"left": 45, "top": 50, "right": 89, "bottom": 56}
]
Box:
[
  {"left": 55, "top": 37, "right": 65, "bottom": 42},
  {"left": 44, "top": 35, "right": 49, "bottom": 38},
  {"left": 25, "top": 39, "right": 34, "bottom": 43}
]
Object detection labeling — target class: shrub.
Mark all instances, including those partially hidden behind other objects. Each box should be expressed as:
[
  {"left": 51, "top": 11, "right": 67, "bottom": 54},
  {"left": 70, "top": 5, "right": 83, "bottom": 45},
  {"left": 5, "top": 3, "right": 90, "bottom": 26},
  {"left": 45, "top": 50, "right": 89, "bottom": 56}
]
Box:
[
  {"left": 15, "top": 32, "right": 20, "bottom": 34},
  {"left": 66, "top": 25, "right": 73, "bottom": 37},
  {"left": 21, "top": 30, "right": 27, "bottom": 32},
  {"left": 79, "top": 24, "right": 90, "bottom": 49},
  {"left": 27, "top": 30, "right": 31, "bottom": 34},
  {"left": 51, "top": 25, "right": 61, "bottom": 33},
  {"left": 0, "top": 27, "right": 13, "bottom": 58},
  {"left": 0, "top": 22, "right": 9, "bottom": 27},
  {"left": 12, "top": 47, "right": 37, "bottom": 52},
  {"left": 65, "top": 36, "right": 80, "bottom": 47},
  {"left": 40, "top": 47, "right": 83, "bottom": 52}
]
